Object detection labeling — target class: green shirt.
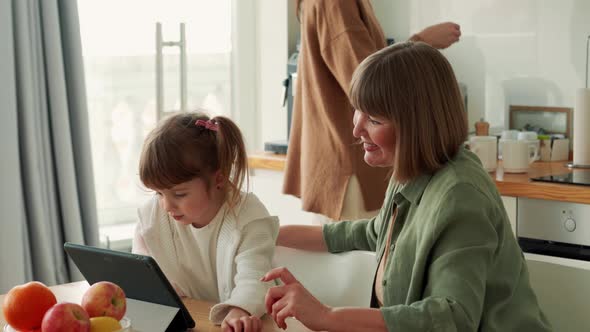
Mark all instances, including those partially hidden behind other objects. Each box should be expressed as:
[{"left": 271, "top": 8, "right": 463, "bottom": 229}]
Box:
[{"left": 323, "top": 148, "right": 552, "bottom": 332}]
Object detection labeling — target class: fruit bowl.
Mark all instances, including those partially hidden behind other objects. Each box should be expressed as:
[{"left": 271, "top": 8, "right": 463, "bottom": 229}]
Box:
[{"left": 3, "top": 316, "right": 132, "bottom": 332}]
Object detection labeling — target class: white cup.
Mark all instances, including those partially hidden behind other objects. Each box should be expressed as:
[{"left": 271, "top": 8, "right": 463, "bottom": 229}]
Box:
[
  {"left": 499, "top": 130, "right": 519, "bottom": 159},
  {"left": 500, "top": 139, "right": 539, "bottom": 173},
  {"left": 470, "top": 136, "right": 498, "bottom": 172}
]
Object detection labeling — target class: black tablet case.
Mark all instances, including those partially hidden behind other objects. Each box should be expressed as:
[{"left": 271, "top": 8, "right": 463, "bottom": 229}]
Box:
[{"left": 63, "top": 242, "right": 195, "bottom": 331}]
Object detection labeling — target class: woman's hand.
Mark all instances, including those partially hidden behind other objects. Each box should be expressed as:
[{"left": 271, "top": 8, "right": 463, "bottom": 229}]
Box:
[
  {"left": 415, "top": 22, "right": 461, "bottom": 49},
  {"left": 261, "top": 267, "right": 331, "bottom": 331},
  {"left": 221, "top": 307, "right": 262, "bottom": 332}
]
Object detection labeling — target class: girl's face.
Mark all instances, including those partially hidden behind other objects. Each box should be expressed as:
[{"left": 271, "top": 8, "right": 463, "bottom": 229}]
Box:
[
  {"left": 154, "top": 175, "right": 224, "bottom": 228},
  {"left": 352, "top": 110, "right": 396, "bottom": 167}
]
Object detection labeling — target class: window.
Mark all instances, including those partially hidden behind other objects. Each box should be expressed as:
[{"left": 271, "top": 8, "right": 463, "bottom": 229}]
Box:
[{"left": 77, "top": 0, "right": 250, "bottom": 234}]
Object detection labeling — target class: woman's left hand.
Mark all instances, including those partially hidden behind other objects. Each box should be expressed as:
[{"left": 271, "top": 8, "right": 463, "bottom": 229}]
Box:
[
  {"left": 261, "top": 267, "right": 332, "bottom": 330},
  {"left": 221, "top": 307, "right": 262, "bottom": 332}
]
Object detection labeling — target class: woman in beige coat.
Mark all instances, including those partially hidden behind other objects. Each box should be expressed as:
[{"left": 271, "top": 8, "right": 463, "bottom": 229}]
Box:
[{"left": 283, "top": 0, "right": 461, "bottom": 223}]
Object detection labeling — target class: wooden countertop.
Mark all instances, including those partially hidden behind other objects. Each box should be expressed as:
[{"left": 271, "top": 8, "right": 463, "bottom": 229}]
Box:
[
  {"left": 493, "top": 161, "right": 589, "bottom": 204},
  {"left": 248, "top": 152, "right": 590, "bottom": 204},
  {"left": 248, "top": 152, "right": 288, "bottom": 171}
]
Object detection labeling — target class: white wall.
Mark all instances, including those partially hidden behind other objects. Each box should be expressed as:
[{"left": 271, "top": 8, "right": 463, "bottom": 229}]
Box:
[
  {"left": 252, "top": 1, "right": 315, "bottom": 224},
  {"left": 256, "top": 0, "right": 290, "bottom": 149},
  {"left": 373, "top": 0, "right": 590, "bottom": 132}
]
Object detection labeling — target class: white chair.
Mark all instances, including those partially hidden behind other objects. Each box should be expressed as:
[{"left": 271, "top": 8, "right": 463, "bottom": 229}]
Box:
[{"left": 272, "top": 246, "right": 377, "bottom": 308}]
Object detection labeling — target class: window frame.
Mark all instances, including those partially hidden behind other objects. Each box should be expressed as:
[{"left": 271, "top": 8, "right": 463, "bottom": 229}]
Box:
[{"left": 91, "top": 0, "right": 259, "bottom": 249}]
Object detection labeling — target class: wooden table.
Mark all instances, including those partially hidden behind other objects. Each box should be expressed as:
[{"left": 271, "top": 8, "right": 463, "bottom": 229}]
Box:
[{"left": 0, "top": 282, "right": 312, "bottom": 332}]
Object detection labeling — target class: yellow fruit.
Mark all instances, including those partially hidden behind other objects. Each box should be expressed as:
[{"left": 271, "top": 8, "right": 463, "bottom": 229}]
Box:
[{"left": 90, "top": 316, "right": 122, "bottom": 332}]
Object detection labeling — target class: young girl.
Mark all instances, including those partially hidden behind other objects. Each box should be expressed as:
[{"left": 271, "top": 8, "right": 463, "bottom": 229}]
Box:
[
  {"left": 132, "top": 112, "right": 278, "bottom": 332},
  {"left": 262, "top": 42, "right": 551, "bottom": 331}
]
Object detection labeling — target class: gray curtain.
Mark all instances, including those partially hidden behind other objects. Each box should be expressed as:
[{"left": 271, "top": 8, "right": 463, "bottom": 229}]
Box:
[{"left": 0, "top": 0, "right": 99, "bottom": 293}]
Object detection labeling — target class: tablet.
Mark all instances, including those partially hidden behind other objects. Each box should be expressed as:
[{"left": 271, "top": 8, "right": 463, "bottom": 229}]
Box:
[{"left": 63, "top": 242, "right": 195, "bottom": 331}]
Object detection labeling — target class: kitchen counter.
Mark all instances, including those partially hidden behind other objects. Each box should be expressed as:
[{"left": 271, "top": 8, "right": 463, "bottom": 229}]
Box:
[
  {"left": 248, "top": 152, "right": 590, "bottom": 205},
  {"left": 248, "top": 152, "right": 288, "bottom": 171}
]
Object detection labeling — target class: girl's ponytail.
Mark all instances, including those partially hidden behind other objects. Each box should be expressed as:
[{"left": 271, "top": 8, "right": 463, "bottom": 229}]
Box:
[{"left": 211, "top": 116, "right": 249, "bottom": 210}]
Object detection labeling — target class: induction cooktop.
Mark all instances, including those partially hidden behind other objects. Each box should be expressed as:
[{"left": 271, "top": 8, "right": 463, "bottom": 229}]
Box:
[{"left": 531, "top": 171, "right": 590, "bottom": 186}]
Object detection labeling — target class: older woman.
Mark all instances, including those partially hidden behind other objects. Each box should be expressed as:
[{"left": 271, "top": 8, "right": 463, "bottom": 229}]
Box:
[{"left": 262, "top": 42, "right": 552, "bottom": 332}]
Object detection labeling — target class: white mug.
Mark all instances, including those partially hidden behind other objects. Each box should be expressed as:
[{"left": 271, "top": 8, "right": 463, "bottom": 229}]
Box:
[
  {"left": 499, "top": 130, "right": 519, "bottom": 159},
  {"left": 470, "top": 136, "right": 498, "bottom": 172},
  {"left": 500, "top": 139, "right": 539, "bottom": 173}
]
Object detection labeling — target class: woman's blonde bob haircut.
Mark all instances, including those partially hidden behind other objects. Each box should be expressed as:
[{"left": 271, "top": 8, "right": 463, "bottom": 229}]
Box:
[{"left": 350, "top": 41, "right": 468, "bottom": 182}]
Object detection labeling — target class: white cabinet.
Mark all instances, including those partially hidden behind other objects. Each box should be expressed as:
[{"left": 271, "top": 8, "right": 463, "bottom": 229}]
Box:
[
  {"left": 501, "top": 195, "right": 517, "bottom": 235},
  {"left": 524, "top": 253, "right": 590, "bottom": 331},
  {"left": 250, "top": 169, "right": 314, "bottom": 226}
]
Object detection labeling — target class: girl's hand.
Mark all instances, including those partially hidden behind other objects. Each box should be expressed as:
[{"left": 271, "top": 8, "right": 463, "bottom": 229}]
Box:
[
  {"left": 221, "top": 307, "right": 262, "bottom": 332},
  {"left": 261, "top": 267, "right": 331, "bottom": 331},
  {"left": 416, "top": 22, "right": 461, "bottom": 49}
]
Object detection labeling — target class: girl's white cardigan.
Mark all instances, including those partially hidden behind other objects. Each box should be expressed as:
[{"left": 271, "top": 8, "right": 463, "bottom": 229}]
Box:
[{"left": 134, "top": 193, "right": 279, "bottom": 324}]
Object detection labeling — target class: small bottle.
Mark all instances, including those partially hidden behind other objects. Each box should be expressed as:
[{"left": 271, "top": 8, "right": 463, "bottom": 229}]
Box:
[{"left": 475, "top": 118, "right": 490, "bottom": 136}]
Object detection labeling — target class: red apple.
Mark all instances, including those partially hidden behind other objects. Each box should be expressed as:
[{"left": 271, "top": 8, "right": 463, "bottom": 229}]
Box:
[
  {"left": 41, "top": 302, "right": 90, "bottom": 332},
  {"left": 81, "top": 281, "right": 126, "bottom": 320}
]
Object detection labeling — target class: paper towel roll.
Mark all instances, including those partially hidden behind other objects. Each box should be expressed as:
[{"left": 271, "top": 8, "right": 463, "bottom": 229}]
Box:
[{"left": 574, "top": 88, "right": 590, "bottom": 166}]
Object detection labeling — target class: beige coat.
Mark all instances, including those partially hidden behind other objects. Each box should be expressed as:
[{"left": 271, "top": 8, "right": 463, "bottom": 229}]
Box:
[{"left": 283, "top": 0, "right": 390, "bottom": 220}]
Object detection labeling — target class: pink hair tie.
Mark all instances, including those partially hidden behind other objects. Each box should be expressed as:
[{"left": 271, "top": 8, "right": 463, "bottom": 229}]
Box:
[{"left": 195, "top": 119, "right": 219, "bottom": 131}]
